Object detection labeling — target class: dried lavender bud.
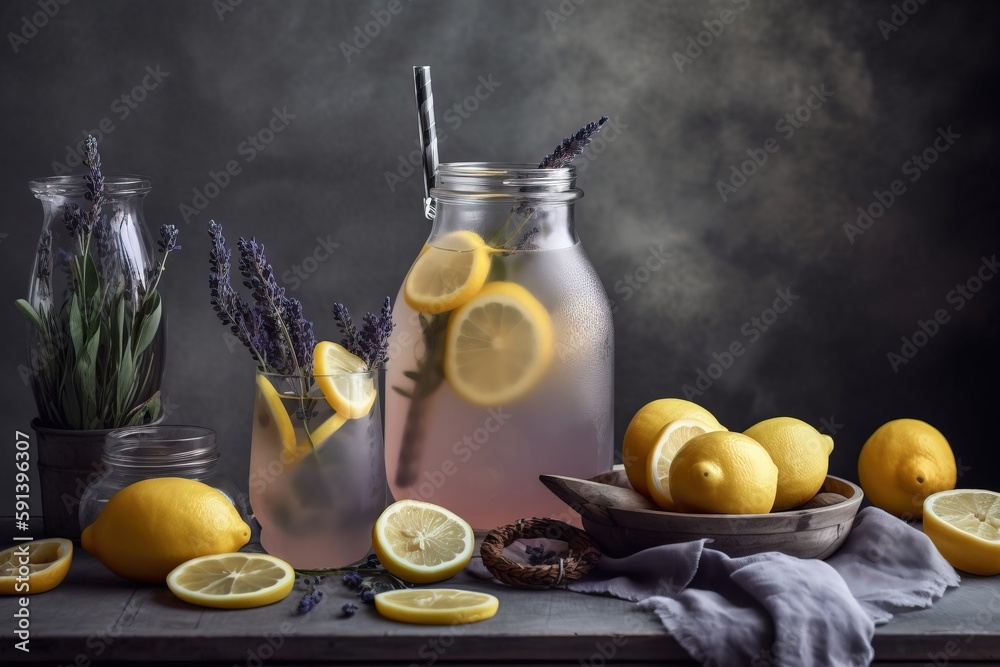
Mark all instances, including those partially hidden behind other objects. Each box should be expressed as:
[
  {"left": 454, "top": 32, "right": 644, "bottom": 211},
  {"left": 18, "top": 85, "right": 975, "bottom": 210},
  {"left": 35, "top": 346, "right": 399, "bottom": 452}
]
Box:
[
  {"left": 366, "top": 553, "right": 380, "bottom": 567},
  {"left": 359, "top": 589, "right": 375, "bottom": 604},
  {"left": 208, "top": 221, "right": 263, "bottom": 366},
  {"left": 538, "top": 116, "right": 609, "bottom": 169},
  {"left": 358, "top": 297, "right": 394, "bottom": 370},
  {"left": 297, "top": 587, "right": 323, "bottom": 614},
  {"left": 332, "top": 303, "right": 360, "bottom": 355},
  {"left": 343, "top": 571, "right": 363, "bottom": 589},
  {"left": 342, "top": 603, "right": 359, "bottom": 617},
  {"left": 158, "top": 224, "right": 181, "bottom": 253},
  {"left": 282, "top": 295, "right": 315, "bottom": 374}
]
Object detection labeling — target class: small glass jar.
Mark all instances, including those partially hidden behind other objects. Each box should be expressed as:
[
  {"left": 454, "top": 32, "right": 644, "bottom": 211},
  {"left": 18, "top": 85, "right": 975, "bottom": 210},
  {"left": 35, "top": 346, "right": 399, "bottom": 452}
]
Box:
[{"left": 79, "top": 425, "right": 247, "bottom": 531}]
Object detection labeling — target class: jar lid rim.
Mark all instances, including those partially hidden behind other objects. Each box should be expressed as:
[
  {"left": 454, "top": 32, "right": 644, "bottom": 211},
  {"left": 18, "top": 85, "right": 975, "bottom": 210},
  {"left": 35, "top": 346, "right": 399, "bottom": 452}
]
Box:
[{"left": 30, "top": 174, "right": 152, "bottom": 197}]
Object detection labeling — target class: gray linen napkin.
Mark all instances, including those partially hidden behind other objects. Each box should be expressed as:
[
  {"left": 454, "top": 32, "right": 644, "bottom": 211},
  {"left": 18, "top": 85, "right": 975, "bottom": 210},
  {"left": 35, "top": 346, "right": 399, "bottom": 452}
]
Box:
[
  {"left": 565, "top": 507, "right": 960, "bottom": 667},
  {"left": 468, "top": 507, "right": 960, "bottom": 666}
]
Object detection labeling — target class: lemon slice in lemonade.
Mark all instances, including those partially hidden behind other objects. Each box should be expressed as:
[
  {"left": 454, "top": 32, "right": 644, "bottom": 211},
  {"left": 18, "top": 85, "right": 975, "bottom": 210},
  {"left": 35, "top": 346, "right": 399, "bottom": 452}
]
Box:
[
  {"left": 375, "top": 588, "right": 499, "bottom": 625},
  {"left": 403, "top": 230, "right": 493, "bottom": 314},
  {"left": 0, "top": 538, "right": 73, "bottom": 594},
  {"left": 372, "top": 500, "right": 475, "bottom": 584},
  {"left": 166, "top": 553, "right": 295, "bottom": 609},
  {"left": 646, "top": 419, "right": 726, "bottom": 510},
  {"left": 255, "top": 374, "right": 297, "bottom": 457},
  {"left": 313, "top": 341, "right": 376, "bottom": 419},
  {"left": 924, "top": 489, "right": 1000, "bottom": 575},
  {"left": 444, "top": 281, "right": 553, "bottom": 406}
]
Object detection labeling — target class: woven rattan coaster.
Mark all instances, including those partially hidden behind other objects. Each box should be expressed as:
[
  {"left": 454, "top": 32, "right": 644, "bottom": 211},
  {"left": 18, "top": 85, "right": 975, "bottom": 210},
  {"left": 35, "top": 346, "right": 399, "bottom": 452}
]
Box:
[{"left": 480, "top": 517, "right": 602, "bottom": 589}]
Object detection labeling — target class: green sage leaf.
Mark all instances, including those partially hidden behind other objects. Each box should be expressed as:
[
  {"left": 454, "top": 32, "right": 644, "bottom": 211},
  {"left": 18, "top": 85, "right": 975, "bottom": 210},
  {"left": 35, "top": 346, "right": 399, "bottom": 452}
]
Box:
[
  {"left": 14, "top": 299, "right": 45, "bottom": 333},
  {"left": 133, "top": 292, "right": 161, "bottom": 356}
]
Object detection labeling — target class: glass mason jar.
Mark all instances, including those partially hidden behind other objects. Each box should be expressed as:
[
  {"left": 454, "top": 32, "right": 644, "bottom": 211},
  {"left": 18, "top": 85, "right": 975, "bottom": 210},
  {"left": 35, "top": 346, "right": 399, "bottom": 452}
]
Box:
[
  {"left": 385, "top": 163, "right": 614, "bottom": 530},
  {"left": 249, "top": 371, "right": 387, "bottom": 569},
  {"left": 26, "top": 175, "right": 164, "bottom": 429},
  {"left": 79, "top": 426, "right": 245, "bottom": 531}
]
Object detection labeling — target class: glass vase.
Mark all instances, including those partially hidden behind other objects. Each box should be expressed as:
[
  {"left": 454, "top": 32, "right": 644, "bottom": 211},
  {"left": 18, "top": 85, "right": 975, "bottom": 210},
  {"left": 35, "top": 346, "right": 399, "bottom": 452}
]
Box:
[
  {"left": 25, "top": 175, "right": 165, "bottom": 430},
  {"left": 249, "top": 371, "right": 387, "bottom": 569},
  {"left": 384, "top": 163, "right": 615, "bottom": 530}
]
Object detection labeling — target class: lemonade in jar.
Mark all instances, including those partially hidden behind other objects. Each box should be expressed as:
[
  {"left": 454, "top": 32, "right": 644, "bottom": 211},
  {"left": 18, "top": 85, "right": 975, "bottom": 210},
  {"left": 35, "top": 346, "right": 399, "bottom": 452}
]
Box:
[{"left": 385, "top": 163, "right": 614, "bottom": 529}]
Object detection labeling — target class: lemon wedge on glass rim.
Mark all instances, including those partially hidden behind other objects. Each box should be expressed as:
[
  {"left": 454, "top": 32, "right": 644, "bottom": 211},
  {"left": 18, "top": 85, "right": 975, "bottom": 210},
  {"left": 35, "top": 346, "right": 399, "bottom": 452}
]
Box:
[
  {"left": 166, "top": 553, "right": 294, "bottom": 609},
  {"left": 444, "top": 281, "right": 554, "bottom": 406},
  {"left": 372, "top": 499, "right": 475, "bottom": 584},
  {"left": 313, "top": 341, "right": 376, "bottom": 419},
  {"left": 375, "top": 588, "right": 499, "bottom": 625},
  {"left": 403, "top": 230, "right": 493, "bottom": 314},
  {"left": 0, "top": 538, "right": 73, "bottom": 594}
]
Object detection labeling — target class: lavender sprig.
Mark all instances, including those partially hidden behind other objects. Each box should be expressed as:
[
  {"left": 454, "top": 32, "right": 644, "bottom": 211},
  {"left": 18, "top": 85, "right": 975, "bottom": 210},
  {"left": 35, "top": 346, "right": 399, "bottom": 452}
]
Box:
[
  {"left": 297, "top": 587, "right": 323, "bottom": 614},
  {"left": 331, "top": 297, "right": 394, "bottom": 370},
  {"left": 158, "top": 224, "right": 181, "bottom": 253},
  {"left": 537, "top": 116, "right": 609, "bottom": 169},
  {"left": 63, "top": 137, "right": 105, "bottom": 238},
  {"left": 208, "top": 221, "right": 264, "bottom": 368}
]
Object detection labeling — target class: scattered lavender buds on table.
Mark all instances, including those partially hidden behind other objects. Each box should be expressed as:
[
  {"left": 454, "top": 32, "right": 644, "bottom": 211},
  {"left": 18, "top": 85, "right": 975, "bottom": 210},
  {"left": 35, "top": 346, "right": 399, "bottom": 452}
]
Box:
[
  {"left": 537, "top": 116, "right": 609, "bottom": 169},
  {"left": 343, "top": 571, "right": 363, "bottom": 589},
  {"left": 297, "top": 587, "right": 323, "bottom": 614},
  {"left": 359, "top": 589, "right": 376, "bottom": 604},
  {"left": 342, "top": 603, "right": 359, "bottom": 617}
]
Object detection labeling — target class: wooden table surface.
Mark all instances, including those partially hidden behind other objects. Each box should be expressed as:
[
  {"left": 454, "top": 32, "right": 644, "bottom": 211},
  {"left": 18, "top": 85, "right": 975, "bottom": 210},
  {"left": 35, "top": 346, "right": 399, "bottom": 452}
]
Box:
[{"left": 2, "top": 531, "right": 999, "bottom": 666}]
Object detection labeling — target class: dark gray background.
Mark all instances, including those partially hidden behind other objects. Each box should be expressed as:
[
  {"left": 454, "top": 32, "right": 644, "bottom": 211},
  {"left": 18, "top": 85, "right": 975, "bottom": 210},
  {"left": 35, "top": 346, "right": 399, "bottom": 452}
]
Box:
[{"left": 2, "top": 0, "right": 997, "bottom": 516}]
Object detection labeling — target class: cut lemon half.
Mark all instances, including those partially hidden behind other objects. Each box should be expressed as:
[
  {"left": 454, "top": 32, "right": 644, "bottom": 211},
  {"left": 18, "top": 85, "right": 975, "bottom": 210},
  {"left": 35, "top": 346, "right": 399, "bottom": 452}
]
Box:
[
  {"left": 313, "top": 341, "right": 376, "bottom": 419},
  {"left": 372, "top": 500, "right": 475, "bottom": 584},
  {"left": 375, "top": 588, "right": 499, "bottom": 625},
  {"left": 924, "top": 489, "right": 1000, "bottom": 576},
  {"left": 256, "top": 374, "right": 297, "bottom": 456},
  {"left": 444, "top": 281, "right": 553, "bottom": 406},
  {"left": 0, "top": 538, "right": 72, "bottom": 595},
  {"left": 404, "top": 230, "right": 493, "bottom": 314},
  {"left": 646, "top": 419, "right": 727, "bottom": 511},
  {"left": 166, "top": 553, "right": 295, "bottom": 609}
]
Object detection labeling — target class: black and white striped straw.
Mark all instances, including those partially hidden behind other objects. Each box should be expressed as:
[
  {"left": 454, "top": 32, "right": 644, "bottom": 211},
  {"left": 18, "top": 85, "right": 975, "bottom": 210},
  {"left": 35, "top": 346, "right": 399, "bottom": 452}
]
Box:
[{"left": 413, "top": 66, "right": 440, "bottom": 220}]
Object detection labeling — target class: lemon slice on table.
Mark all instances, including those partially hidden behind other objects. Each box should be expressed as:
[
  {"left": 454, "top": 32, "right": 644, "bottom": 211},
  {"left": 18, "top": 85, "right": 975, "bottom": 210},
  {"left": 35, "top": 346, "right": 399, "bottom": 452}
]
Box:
[
  {"left": 403, "top": 230, "right": 493, "bottom": 314},
  {"left": 375, "top": 589, "right": 499, "bottom": 625},
  {"left": 646, "top": 419, "right": 727, "bottom": 511},
  {"left": 372, "top": 500, "right": 475, "bottom": 584},
  {"left": 923, "top": 489, "right": 1000, "bottom": 576},
  {"left": 0, "top": 538, "right": 73, "bottom": 594},
  {"left": 255, "top": 374, "right": 298, "bottom": 459},
  {"left": 166, "top": 553, "right": 295, "bottom": 609},
  {"left": 313, "top": 341, "right": 376, "bottom": 419},
  {"left": 444, "top": 281, "right": 553, "bottom": 406}
]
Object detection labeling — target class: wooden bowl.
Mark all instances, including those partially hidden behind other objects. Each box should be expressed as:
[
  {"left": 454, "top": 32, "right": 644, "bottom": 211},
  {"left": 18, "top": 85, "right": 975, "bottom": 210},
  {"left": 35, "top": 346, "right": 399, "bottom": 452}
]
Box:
[{"left": 539, "top": 469, "right": 863, "bottom": 559}]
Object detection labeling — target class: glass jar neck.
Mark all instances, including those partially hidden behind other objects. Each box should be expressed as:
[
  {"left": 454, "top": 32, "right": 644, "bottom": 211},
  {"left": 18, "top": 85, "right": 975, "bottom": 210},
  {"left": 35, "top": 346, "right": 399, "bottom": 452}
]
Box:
[{"left": 429, "top": 163, "right": 582, "bottom": 251}]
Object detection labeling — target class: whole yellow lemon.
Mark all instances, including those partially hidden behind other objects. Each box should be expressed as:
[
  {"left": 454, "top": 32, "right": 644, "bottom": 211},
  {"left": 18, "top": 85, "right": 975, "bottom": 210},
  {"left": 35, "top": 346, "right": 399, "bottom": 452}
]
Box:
[
  {"left": 668, "top": 431, "right": 778, "bottom": 514},
  {"left": 743, "top": 417, "right": 834, "bottom": 510},
  {"left": 857, "top": 419, "right": 956, "bottom": 519},
  {"left": 81, "top": 477, "right": 250, "bottom": 583}
]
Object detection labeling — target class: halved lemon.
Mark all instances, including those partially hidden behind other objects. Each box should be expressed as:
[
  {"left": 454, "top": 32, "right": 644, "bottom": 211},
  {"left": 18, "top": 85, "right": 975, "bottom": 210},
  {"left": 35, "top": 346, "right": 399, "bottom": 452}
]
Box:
[
  {"left": 313, "top": 341, "right": 376, "bottom": 419},
  {"left": 372, "top": 500, "right": 475, "bottom": 584},
  {"left": 646, "top": 419, "right": 727, "bottom": 510},
  {"left": 255, "top": 374, "right": 297, "bottom": 457},
  {"left": 375, "top": 588, "right": 499, "bottom": 625},
  {"left": 403, "top": 230, "right": 493, "bottom": 314},
  {"left": 444, "top": 281, "right": 553, "bottom": 406},
  {"left": 924, "top": 489, "right": 1000, "bottom": 576},
  {"left": 166, "top": 553, "right": 295, "bottom": 609},
  {"left": 0, "top": 538, "right": 73, "bottom": 594}
]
